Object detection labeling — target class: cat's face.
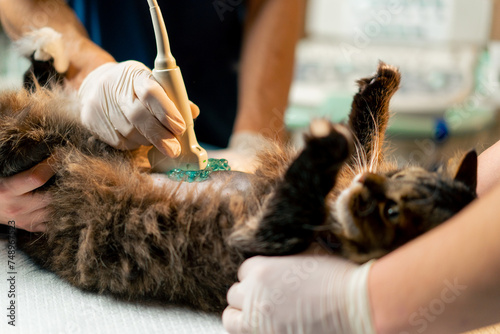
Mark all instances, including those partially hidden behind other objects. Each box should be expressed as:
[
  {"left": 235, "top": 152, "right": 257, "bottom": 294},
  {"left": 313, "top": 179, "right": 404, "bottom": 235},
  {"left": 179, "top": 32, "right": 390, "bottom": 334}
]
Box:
[{"left": 332, "top": 151, "right": 477, "bottom": 262}]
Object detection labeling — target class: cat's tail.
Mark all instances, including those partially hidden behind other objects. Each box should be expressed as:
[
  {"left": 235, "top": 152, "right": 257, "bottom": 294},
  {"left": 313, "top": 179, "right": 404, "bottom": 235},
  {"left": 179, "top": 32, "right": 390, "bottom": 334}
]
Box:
[{"left": 14, "top": 27, "right": 69, "bottom": 90}]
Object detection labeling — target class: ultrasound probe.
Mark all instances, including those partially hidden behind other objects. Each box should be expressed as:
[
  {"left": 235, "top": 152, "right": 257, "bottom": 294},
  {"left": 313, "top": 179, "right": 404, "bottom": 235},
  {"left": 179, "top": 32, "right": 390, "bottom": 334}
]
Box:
[{"left": 146, "top": 0, "right": 208, "bottom": 172}]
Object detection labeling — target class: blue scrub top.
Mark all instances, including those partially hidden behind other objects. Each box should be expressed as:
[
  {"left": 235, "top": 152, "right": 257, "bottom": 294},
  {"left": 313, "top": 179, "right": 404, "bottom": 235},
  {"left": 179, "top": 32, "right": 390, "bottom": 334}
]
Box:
[{"left": 66, "top": 0, "right": 245, "bottom": 148}]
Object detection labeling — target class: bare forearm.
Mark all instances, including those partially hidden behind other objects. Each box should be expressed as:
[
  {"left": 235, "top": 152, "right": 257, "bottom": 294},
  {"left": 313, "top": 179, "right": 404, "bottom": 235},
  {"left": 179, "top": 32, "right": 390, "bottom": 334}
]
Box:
[
  {"left": 478, "top": 139, "right": 500, "bottom": 196},
  {"left": 233, "top": 0, "right": 305, "bottom": 142},
  {"left": 0, "top": 0, "right": 114, "bottom": 89},
  {"left": 370, "top": 182, "right": 500, "bottom": 334}
]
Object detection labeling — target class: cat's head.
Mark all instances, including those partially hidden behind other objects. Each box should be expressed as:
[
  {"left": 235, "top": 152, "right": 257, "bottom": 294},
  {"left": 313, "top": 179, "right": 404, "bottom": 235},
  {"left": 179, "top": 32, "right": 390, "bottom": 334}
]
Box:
[{"left": 332, "top": 150, "right": 477, "bottom": 263}]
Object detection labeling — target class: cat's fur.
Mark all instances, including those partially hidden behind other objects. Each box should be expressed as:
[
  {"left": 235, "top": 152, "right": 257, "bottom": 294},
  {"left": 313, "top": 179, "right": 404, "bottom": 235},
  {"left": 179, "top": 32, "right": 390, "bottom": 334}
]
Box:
[{"left": 0, "top": 62, "right": 477, "bottom": 312}]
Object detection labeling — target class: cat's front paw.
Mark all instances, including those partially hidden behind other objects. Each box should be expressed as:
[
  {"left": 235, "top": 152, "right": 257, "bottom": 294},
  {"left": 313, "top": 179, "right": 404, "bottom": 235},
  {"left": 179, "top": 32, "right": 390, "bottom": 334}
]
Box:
[
  {"left": 356, "top": 62, "right": 401, "bottom": 96},
  {"left": 305, "top": 119, "right": 354, "bottom": 166},
  {"left": 231, "top": 121, "right": 354, "bottom": 258}
]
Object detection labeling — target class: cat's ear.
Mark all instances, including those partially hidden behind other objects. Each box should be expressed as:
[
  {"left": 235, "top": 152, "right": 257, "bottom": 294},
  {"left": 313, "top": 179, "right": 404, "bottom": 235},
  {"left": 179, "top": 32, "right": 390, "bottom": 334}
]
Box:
[{"left": 453, "top": 150, "right": 477, "bottom": 191}]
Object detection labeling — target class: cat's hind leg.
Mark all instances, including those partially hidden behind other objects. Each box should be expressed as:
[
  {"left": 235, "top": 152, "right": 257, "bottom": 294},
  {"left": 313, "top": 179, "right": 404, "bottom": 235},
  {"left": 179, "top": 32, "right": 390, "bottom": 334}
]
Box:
[
  {"left": 0, "top": 89, "right": 114, "bottom": 178},
  {"left": 231, "top": 119, "right": 353, "bottom": 256},
  {"left": 0, "top": 90, "right": 78, "bottom": 177},
  {"left": 348, "top": 62, "right": 401, "bottom": 168}
]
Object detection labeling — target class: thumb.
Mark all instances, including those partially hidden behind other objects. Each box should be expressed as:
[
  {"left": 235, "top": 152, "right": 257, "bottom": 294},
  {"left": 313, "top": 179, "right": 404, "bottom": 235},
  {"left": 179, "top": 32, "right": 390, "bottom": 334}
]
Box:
[{"left": 190, "top": 102, "right": 200, "bottom": 119}]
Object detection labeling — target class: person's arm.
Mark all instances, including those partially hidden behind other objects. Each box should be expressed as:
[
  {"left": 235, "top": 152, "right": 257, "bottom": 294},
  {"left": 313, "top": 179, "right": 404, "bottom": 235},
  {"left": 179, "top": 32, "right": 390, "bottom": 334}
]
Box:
[
  {"left": 370, "top": 182, "right": 500, "bottom": 333},
  {"left": 0, "top": 1, "right": 99, "bottom": 230},
  {"left": 477, "top": 139, "right": 500, "bottom": 196},
  {"left": 223, "top": 182, "right": 500, "bottom": 334},
  {"left": 0, "top": 0, "right": 198, "bottom": 229},
  {"left": 0, "top": 0, "right": 114, "bottom": 90},
  {"left": 371, "top": 139, "right": 500, "bottom": 331},
  {"left": 0, "top": 0, "right": 199, "bottom": 157},
  {"left": 232, "top": 0, "right": 306, "bottom": 142}
]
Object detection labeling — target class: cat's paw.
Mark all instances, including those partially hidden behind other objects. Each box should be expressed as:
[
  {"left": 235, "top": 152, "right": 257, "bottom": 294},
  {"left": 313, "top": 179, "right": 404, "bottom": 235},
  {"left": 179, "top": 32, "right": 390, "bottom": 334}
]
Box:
[
  {"left": 305, "top": 119, "right": 353, "bottom": 165},
  {"left": 230, "top": 212, "right": 314, "bottom": 257},
  {"left": 356, "top": 61, "right": 401, "bottom": 96},
  {"left": 16, "top": 28, "right": 68, "bottom": 91}
]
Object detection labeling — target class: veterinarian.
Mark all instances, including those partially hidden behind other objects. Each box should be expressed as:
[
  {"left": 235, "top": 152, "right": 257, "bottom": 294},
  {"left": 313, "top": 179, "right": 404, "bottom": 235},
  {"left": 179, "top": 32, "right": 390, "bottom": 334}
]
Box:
[
  {"left": 223, "top": 140, "right": 500, "bottom": 333},
  {"left": 0, "top": 0, "right": 305, "bottom": 232}
]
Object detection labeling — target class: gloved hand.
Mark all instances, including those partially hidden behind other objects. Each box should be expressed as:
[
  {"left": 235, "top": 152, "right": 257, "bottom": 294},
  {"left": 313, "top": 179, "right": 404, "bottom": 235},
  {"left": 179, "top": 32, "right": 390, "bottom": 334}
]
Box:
[
  {"left": 78, "top": 61, "right": 200, "bottom": 157},
  {"left": 223, "top": 248, "right": 376, "bottom": 334},
  {"left": 0, "top": 159, "right": 55, "bottom": 232}
]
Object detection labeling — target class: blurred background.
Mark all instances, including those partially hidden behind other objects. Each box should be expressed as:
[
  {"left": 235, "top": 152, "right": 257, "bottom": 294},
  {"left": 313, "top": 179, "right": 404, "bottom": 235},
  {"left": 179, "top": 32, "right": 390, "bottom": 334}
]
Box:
[
  {"left": 288, "top": 0, "right": 500, "bottom": 164},
  {"left": 0, "top": 0, "right": 499, "bottom": 165}
]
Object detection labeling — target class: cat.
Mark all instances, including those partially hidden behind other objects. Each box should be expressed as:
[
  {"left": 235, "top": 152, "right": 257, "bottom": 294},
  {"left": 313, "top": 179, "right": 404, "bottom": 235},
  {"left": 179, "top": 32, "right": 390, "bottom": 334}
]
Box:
[{"left": 0, "top": 61, "right": 477, "bottom": 313}]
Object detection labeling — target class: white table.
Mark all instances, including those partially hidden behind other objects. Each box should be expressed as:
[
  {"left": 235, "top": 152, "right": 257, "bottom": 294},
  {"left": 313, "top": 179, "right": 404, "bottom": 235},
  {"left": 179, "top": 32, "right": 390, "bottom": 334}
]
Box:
[{"left": 0, "top": 239, "right": 226, "bottom": 334}]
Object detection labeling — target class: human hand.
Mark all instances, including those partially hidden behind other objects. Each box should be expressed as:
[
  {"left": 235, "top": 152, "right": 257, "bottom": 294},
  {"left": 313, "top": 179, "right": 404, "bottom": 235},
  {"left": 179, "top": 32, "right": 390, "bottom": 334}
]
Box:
[
  {"left": 78, "top": 61, "right": 200, "bottom": 157},
  {"left": 208, "top": 132, "right": 273, "bottom": 173},
  {"left": 0, "top": 159, "right": 55, "bottom": 232},
  {"left": 223, "top": 249, "right": 376, "bottom": 334}
]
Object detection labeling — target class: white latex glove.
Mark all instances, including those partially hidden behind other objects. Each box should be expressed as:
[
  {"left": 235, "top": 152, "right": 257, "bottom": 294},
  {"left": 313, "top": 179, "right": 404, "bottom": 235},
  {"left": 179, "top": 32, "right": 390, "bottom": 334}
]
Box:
[
  {"left": 223, "top": 249, "right": 376, "bottom": 334},
  {"left": 78, "top": 61, "right": 200, "bottom": 157},
  {"left": 208, "top": 132, "right": 273, "bottom": 173}
]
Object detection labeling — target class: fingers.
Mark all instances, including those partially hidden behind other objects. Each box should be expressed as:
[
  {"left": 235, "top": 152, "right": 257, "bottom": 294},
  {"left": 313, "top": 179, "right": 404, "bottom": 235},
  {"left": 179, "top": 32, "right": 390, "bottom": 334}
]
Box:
[
  {"left": 238, "top": 256, "right": 265, "bottom": 281},
  {"left": 0, "top": 158, "right": 55, "bottom": 196},
  {"left": 80, "top": 100, "right": 124, "bottom": 148},
  {"left": 7, "top": 192, "right": 51, "bottom": 216},
  {"left": 123, "top": 72, "right": 191, "bottom": 157},
  {"left": 227, "top": 283, "right": 245, "bottom": 310},
  {"left": 79, "top": 60, "right": 198, "bottom": 157},
  {"left": 0, "top": 160, "right": 53, "bottom": 232},
  {"left": 3, "top": 192, "right": 51, "bottom": 229},
  {"left": 225, "top": 257, "right": 264, "bottom": 334},
  {"left": 190, "top": 102, "right": 200, "bottom": 119},
  {"left": 222, "top": 307, "right": 244, "bottom": 334},
  {"left": 120, "top": 100, "right": 183, "bottom": 157},
  {"left": 132, "top": 73, "right": 186, "bottom": 135},
  {"left": 13, "top": 206, "right": 49, "bottom": 232}
]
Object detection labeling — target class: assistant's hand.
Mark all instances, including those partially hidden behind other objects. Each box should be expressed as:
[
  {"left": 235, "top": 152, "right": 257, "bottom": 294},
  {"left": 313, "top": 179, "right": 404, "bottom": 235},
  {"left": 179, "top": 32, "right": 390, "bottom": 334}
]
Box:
[
  {"left": 0, "top": 159, "right": 55, "bottom": 232},
  {"left": 78, "top": 61, "right": 200, "bottom": 157},
  {"left": 223, "top": 250, "right": 376, "bottom": 334}
]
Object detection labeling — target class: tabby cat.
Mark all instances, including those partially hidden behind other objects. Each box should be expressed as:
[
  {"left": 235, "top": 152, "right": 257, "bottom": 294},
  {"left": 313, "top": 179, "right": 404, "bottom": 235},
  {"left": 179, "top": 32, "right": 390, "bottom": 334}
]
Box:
[{"left": 0, "top": 62, "right": 477, "bottom": 312}]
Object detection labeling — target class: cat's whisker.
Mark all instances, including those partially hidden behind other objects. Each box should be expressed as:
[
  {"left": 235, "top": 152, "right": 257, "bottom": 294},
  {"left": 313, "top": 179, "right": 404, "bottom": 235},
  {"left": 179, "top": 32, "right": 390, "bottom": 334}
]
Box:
[
  {"left": 26, "top": 232, "right": 46, "bottom": 246},
  {"left": 367, "top": 109, "right": 380, "bottom": 173},
  {"left": 345, "top": 164, "right": 356, "bottom": 177},
  {"left": 350, "top": 133, "right": 368, "bottom": 176}
]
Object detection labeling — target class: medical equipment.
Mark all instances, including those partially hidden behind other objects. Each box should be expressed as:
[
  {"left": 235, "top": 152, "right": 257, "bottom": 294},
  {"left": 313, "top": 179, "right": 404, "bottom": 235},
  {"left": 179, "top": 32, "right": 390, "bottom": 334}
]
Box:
[{"left": 146, "top": 0, "right": 208, "bottom": 172}]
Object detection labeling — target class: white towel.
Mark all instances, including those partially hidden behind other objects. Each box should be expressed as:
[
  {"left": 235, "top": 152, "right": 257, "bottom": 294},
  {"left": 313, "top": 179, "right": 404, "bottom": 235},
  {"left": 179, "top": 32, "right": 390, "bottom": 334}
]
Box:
[{"left": 0, "top": 239, "right": 227, "bottom": 334}]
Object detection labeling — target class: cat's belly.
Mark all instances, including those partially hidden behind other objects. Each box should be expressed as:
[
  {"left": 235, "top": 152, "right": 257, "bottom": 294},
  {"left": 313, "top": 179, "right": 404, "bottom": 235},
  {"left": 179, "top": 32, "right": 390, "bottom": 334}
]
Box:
[{"left": 149, "top": 171, "right": 255, "bottom": 200}]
